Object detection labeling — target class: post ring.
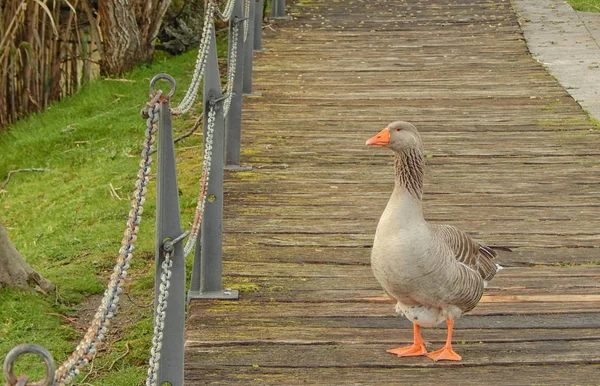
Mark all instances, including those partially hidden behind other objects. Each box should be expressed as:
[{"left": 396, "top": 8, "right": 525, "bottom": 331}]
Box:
[
  {"left": 3, "top": 344, "right": 55, "bottom": 386},
  {"left": 150, "top": 74, "right": 177, "bottom": 98}
]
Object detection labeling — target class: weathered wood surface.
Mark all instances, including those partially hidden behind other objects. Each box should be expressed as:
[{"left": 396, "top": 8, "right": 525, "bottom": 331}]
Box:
[{"left": 186, "top": 0, "right": 600, "bottom": 384}]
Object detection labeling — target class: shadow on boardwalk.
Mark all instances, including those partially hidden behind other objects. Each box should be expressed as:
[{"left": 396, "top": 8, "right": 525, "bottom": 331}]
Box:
[{"left": 185, "top": 0, "right": 600, "bottom": 383}]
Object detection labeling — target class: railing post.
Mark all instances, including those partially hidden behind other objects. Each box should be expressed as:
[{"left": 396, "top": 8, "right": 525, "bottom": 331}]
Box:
[
  {"left": 225, "top": 0, "right": 251, "bottom": 170},
  {"left": 243, "top": 0, "right": 256, "bottom": 95},
  {"left": 152, "top": 75, "right": 185, "bottom": 385},
  {"left": 189, "top": 24, "right": 239, "bottom": 300},
  {"left": 270, "top": 0, "right": 288, "bottom": 19},
  {"left": 254, "top": 0, "right": 264, "bottom": 51}
]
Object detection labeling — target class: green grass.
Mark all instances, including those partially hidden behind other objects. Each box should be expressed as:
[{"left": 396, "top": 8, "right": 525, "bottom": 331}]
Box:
[
  {"left": 568, "top": 0, "right": 600, "bottom": 12},
  {"left": 0, "top": 32, "right": 231, "bottom": 383}
]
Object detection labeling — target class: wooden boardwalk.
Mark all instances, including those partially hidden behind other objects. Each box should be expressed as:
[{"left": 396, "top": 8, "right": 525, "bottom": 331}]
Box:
[{"left": 185, "top": 0, "right": 600, "bottom": 383}]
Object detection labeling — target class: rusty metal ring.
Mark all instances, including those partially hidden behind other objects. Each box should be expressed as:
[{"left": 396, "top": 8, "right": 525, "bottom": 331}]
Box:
[
  {"left": 149, "top": 74, "right": 177, "bottom": 98},
  {"left": 3, "top": 344, "right": 55, "bottom": 386}
]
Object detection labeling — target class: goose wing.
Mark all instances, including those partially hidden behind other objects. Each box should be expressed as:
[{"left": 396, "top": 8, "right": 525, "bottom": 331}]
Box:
[{"left": 432, "top": 224, "right": 500, "bottom": 282}]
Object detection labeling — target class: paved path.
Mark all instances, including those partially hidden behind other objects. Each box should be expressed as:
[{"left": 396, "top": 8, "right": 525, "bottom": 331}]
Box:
[
  {"left": 514, "top": 0, "right": 600, "bottom": 120},
  {"left": 185, "top": 0, "right": 600, "bottom": 383}
]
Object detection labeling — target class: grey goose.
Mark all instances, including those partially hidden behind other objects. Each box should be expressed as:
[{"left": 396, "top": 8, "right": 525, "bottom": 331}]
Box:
[{"left": 366, "top": 121, "right": 502, "bottom": 361}]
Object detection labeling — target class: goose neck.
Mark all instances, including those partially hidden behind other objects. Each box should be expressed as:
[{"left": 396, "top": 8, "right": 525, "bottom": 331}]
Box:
[{"left": 394, "top": 148, "right": 424, "bottom": 201}]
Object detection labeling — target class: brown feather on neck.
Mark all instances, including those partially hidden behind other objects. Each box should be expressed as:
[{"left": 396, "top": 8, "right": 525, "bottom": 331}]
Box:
[{"left": 394, "top": 147, "right": 424, "bottom": 200}]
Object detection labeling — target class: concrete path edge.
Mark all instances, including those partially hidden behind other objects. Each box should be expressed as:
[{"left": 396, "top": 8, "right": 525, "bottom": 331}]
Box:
[{"left": 512, "top": 0, "right": 600, "bottom": 122}]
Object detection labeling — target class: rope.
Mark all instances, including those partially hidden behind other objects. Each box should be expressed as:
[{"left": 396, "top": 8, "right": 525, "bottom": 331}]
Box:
[
  {"left": 173, "top": 0, "right": 247, "bottom": 116},
  {"left": 244, "top": 0, "right": 251, "bottom": 41},
  {"left": 145, "top": 251, "right": 174, "bottom": 386},
  {"left": 183, "top": 104, "right": 217, "bottom": 257},
  {"left": 43, "top": 2, "right": 245, "bottom": 383},
  {"left": 178, "top": 6, "right": 243, "bottom": 258},
  {"left": 223, "top": 21, "right": 240, "bottom": 116},
  {"left": 213, "top": 0, "right": 237, "bottom": 21},
  {"left": 54, "top": 91, "right": 161, "bottom": 385},
  {"left": 172, "top": 1, "right": 216, "bottom": 116}
]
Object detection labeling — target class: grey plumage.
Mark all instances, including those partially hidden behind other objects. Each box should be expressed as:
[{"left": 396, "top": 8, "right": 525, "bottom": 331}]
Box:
[
  {"left": 432, "top": 224, "right": 500, "bottom": 282},
  {"left": 367, "top": 120, "right": 501, "bottom": 329}
]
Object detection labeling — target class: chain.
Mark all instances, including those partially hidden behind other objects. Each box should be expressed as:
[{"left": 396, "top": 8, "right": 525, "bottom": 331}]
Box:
[
  {"left": 54, "top": 92, "right": 160, "bottom": 385},
  {"left": 223, "top": 21, "right": 240, "bottom": 116},
  {"left": 212, "top": 0, "right": 236, "bottom": 21},
  {"left": 145, "top": 251, "right": 174, "bottom": 386},
  {"left": 172, "top": 1, "right": 216, "bottom": 116},
  {"left": 244, "top": 0, "right": 251, "bottom": 41},
  {"left": 183, "top": 105, "right": 217, "bottom": 257}
]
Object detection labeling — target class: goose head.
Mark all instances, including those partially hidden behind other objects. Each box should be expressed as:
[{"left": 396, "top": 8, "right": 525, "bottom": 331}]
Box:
[{"left": 365, "top": 121, "right": 423, "bottom": 153}]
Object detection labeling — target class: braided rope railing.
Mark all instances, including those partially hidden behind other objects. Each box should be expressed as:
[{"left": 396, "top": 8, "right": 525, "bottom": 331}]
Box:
[
  {"left": 146, "top": 0, "right": 243, "bottom": 382},
  {"left": 183, "top": 105, "right": 218, "bottom": 258},
  {"left": 172, "top": 1, "right": 216, "bottom": 116},
  {"left": 3, "top": 0, "right": 257, "bottom": 383},
  {"left": 215, "top": 0, "right": 236, "bottom": 21},
  {"left": 223, "top": 21, "right": 240, "bottom": 116},
  {"left": 53, "top": 91, "right": 161, "bottom": 385},
  {"left": 244, "top": 0, "right": 251, "bottom": 41},
  {"left": 182, "top": 22, "right": 240, "bottom": 257},
  {"left": 173, "top": 0, "right": 246, "bottom": 117},
  {"left": 145, "top": 250, "right": 173, "bottom": 386}
]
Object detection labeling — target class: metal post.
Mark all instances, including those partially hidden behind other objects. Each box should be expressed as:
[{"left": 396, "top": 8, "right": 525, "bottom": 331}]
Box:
[
  {"left": 189, "top": 24, "right": 239, "bottom": 300},
  {"left": 243, "top": 0, "right": 256, "bottom": 95},
  {"left": 153, "top": 75, "right": 185, "bottom": 385},
  {"left": 270, "top": 0, "right": 289, "bottom": 19},
  {"left": 225, "top": 0, "right": 251, "bottom": 170},
  {"left": 254, "top": 0, "right": 265, "bottom": 51}
]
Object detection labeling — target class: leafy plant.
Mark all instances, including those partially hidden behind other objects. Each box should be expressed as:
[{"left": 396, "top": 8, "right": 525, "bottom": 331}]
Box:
[{"left": 567, "top": 0, "right": 600, "bottom": 12}]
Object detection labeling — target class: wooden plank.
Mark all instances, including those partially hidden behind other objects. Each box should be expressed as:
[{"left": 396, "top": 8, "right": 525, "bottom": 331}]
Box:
[
  {"left": 242, "top": 291, "right": 600, "bottom": 303},
  {"left": 184, "top": 365, "right": 600, "bottom": 385},
  {"left": 188, "top": 309, "right": 600, "bottom": 330},
  {"left": 217, "top": 263, "right": 600, "bottom": 300},
  {"left": 187, "top": 327, "right": 600, "bottom": 345},
  {"left": 222, "top": 242, "right": 599, "bottom": 268},
  {"left": 222, "top": 243, "right": 600, "bottom": 266},
  {"left": 220, "top": 263, "right": 600, "bottom": 278},
  {"left": 224, "top": 233, "right": 599, "bottom": 249},
  {"left": 188, "top": 301, "right": 600, "bottom": 319},
  {"left": 185, "top": 340, "right": 600, "bottom": 367},
  {"left": 224, "top": 218, "right": 600, "bottom": 237}
]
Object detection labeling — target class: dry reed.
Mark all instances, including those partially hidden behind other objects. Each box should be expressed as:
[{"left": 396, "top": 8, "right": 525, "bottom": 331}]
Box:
[{"left": 0, "top": 0, "right": 98, "bottom": 130}]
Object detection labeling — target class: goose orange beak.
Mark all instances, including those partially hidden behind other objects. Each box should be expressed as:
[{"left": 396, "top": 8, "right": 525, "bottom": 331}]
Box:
[{"left": 366, "top": 128, "right": 390, "bottom": 146}]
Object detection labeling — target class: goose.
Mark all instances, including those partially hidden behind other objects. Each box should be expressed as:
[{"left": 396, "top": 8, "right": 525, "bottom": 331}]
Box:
[{"left": 366, "top": 121, "right": 502, "bottom": 361}]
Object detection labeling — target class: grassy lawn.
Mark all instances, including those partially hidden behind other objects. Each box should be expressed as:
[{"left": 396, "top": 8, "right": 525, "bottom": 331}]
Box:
[
  {"left": 0, "top": 38, "right": 229, "bottom": 383},
  {"left": 568, "top": 0, "right": 600, "bottom": 12}
]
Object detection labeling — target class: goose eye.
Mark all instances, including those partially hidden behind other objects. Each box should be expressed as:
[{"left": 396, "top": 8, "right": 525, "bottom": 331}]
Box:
[{"left": 395, "top": 128, "right": 401, "bottom": 132}]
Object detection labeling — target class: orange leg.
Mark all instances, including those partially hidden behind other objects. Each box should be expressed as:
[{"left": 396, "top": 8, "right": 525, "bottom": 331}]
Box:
[
  {"left": 426, "top": 319, "right": 462, "bottom": 361},
  {"left": 387, "top": 323, "right": 428, "bottom": 357}
]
